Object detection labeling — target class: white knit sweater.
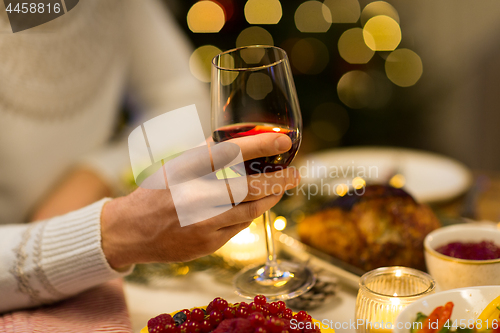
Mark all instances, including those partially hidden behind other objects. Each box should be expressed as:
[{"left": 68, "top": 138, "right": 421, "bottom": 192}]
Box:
[{"left": 0, "top": 0, "right": 209, "bottom": 313}]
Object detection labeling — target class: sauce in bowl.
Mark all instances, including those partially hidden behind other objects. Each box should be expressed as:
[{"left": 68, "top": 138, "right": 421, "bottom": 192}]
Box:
[{"left": 436, "top": 240, "right": 500, "bottom": 260}]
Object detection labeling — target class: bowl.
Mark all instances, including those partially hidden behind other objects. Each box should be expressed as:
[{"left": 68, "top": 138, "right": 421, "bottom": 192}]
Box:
[
  {"left": 394, "top": 286, "right": 500, "bottom": 333},
  {"left": 424, "top": 224, "right": 500, "bottom": 290}
]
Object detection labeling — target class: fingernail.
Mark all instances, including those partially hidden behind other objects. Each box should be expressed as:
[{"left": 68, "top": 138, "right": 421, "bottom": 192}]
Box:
[{"left": 275, "top": 135, "right": 292, "bottom": 151}]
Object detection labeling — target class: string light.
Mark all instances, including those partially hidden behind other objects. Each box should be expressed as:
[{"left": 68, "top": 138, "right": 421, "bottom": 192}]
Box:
[
  {"left": 189, "top": 45, "right": 222, "bottom": 82},
  {"left": 236, "top": 26, "right": 274, "bottom": 47},
  {"left": 338, "top": 28, "right": 375, "bottom": 64},
  {"left": 187, "top": 1, "right": 225, "bottom": 33},
  {"left": 385, "top": 49, "right": 423, "bottom": 87},
  {"left": 273, "top": 216, "right": 287, "bottom": 231},
  {"left": 324, "top": 0, "right": 360, "bottom": 23},
  {"left": 294, "top": 1, "right": 332, "bottom": 33},
  {"left": 244, "top": 0, "right": 282, "bottom": 24},
  {"left": 337, "top": 71, "right": 376, "bottom": 109},
  {"left": 363, "top": 15, "right": 401, "bottom": 51},
  {"left": 361, "top": 1, "right": 400, "bottom": 26}
]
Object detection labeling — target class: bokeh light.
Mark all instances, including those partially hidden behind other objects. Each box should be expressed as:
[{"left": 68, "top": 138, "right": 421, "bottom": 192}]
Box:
[
  {"left": 236, "top": 26, "right": 274, "bottom": 47},
  {"left": 352, "top": 177, "right": 366, "bottom": 189},
  {"left": 294, "top": 1, "right": 332, "bottom": 33},
  {"left": 336, "top": 184, "right": 349, "bottom": 196},
  {"left": 337, "top": 70, "right": 376, "bottom": 109},
  {"left": 323, "top": 0, "right": 360, "bottom": 23},
  {"left": 291, "top": 38, "right": 329, "bottom": 75},
  {"left": 363, "top": 15, "right": 401, "bottom": 51},
  {"left": 338, "top": 28, "right": 375, "bottom": 64},
  {"left": 389, "top": 174, "right": 406, "bottom": 188},
  {"left": 189, "top": 45, "right": 222, "bottom": 82},
  {"left": 361, "top": 1, "right": 400, "bottom": 26},
  {"left": 187, "top": 1, "right": 225, "bottom": 33},
  {"left": 246, "top": 73, "right": 273, "bottom": 100},
  {"left": 310, "top": 102, "right": 350, "bottom": 142},
  {"left": 385, "top": 49, "right": 423, "bottom": 87},
  {"left": 244, "top": 0, "right": 282, "bottom": 24},
  {"left": 273, "top": 216, "right": 287, "bottom": 231}
]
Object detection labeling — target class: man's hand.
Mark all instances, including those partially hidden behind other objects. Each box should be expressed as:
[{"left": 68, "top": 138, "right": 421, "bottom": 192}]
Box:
[{"left": 100, "top": 133, "right": 300, "bottom": 270}]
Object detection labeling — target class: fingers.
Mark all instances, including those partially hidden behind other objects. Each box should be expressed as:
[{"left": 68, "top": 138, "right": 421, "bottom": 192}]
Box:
[
  {"left": 205, "top": 193, "right": 283, "bottom": 230},
  {"left": 211, "top": 133, "right": 292, "bottom": 164},
  {"left": 237, "top": 167, "right": 300, "bottom": 202}
]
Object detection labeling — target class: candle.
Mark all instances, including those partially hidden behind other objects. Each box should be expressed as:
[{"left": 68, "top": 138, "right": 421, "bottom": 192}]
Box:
[
  {"left": 216, "top": 216, "right": 267, "bottom": 266},
  {"left": 355, "top": 267, "right": 435, "bottom": 333}
]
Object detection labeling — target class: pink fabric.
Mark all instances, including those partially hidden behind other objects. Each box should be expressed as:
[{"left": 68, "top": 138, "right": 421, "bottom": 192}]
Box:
[{"left": 0, "top": 279, "right": 132, "bottom": 333}]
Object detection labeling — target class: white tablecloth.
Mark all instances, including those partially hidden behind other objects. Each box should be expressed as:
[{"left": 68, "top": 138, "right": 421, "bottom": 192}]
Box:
[{"left": 124, "top": 271, "right": 358, "bottom": 333}]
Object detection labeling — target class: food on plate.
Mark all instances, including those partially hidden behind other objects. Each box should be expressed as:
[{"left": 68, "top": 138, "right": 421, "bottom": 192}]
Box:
[
  {"left": 298, "top": 185, "right": 441, "bottom": 271},
  {"left": 410, "top": 296, "right": 500, "bottom": 333},
  {"left": 436, "top": 241, "right": 500, "bottom": 260},
  {"left": 142, "top": 295, "right": 331, "bottom": 333}
]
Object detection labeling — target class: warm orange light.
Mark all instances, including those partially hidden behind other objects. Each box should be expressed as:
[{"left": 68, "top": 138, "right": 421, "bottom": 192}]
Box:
[
  {"left": 385, "top": 49, "right": 423, "bottom": 87},
  {"left": 244, "top": 0, "right": 282, "bottom": 24},
  {"left": 294, "top": 1, "right": 332, "bottom": 33},
  {"left": 338, "top": 28, "right": 375, "bottom": 64},
  {"left": 363, "top": 15, "right": 401, "bottom": 51},
  {"left": 187, "top": 1, "right": 225, "bottom": 33},
  {"left": 189, "top": 45, "right": 222, "bottom": 82}
]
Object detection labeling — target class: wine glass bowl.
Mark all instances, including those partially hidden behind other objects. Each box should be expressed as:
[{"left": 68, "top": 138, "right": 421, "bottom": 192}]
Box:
[{"left": 211, "top": 45, "right": 315, "bottom": 300}]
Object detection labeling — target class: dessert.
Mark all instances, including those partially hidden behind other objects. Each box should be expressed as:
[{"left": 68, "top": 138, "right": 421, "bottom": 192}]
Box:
[
  {"left": 298, "top": 185, "right": 441, "bottom": 271},
  {"left": 142, "top": 295, "right": 333, "bottom": 333}
]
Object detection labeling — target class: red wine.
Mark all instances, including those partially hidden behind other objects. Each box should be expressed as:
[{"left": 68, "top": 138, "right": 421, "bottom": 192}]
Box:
[{"left": 212, "top": 123, "right": 300, "bottom": 175}]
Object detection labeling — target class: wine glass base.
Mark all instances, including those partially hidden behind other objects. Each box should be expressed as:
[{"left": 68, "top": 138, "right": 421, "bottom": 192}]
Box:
[{"left": 234, "top": 260, "right": 316, "bottom": 301}]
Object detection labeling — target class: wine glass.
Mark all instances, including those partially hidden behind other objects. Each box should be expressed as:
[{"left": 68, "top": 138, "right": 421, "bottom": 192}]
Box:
[{"left": 211, "top": 45, "right": 316, "bottom": 300}]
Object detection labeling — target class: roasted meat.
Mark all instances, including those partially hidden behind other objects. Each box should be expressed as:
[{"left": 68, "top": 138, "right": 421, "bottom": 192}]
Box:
[{"left": 298, "top": 185, "right": 441, "bottom": 271}]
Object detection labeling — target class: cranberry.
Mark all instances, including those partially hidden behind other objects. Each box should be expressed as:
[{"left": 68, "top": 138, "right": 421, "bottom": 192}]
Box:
[{"left": 254, "top": 295, "right": 267, "bottom": 305}]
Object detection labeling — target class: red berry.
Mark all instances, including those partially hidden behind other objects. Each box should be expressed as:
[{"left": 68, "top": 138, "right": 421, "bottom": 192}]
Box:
[
  {"left": 282, "top": 308, "right": 292, "bottom": 320},
  {"left": 216, "top": 299, "right": 228, "bottom": 311},
  {"left": 181, "top": 310, "right": 191, "bottom": 321},
  {"left": 209, "top": 310, "right": 223, "bottom": 327},
  {"left": 191, "top": 308, "right": 205, "bottom": 323},
  {"left": 266, "top": 317, "right": 285, "bottom": 333},
  {"left": 223, "top": 307, "right": 236, "bottom": 319},
  {"left": 306, "top": 315, "right": 312, "bottom": 322},
  {"left": 254, "top": 327, "right": 268, "bottom": 333},
  {"left": 148, "top": 317, "right": 159, "bottom": 330},
  {"left": 248, "top": 312, "right": 266, "bottom": 327},
  {"left": 238, "top": 302, "right": 249, "bottom": 310},
  {"left": 248, "top": 302, "right": 258, "bottom": 312},
  {"left": 187, "top": 321, "right": 201, "bottom": 333},
  {"left": 200, "top": 320, "right": 212, "bottom": 333},
  {"left": 261, "top": 306, "right": 270, "bottom": 318},
  {"left": 236, "top": 306, "right": 249, "bottom": 318},
  {"left": 268, "top": 302, "right": 280, "bottom": 315},
  {"left": 296, "top": 311, "right": 308, "bottom": 321},
  {"left": 165, "top": 324, "right": 180, "bottom": 333},
  {"left": 179, "top": 321, "right": 190, "bottom": 333},
  {"left": 206, "top": 301, "right": 215, "bottom": 315},
  {"left": 276, "top": 301, "right": 286, "bottom": 313},
  {"left": 254, "top": 295, "right": 267, "bottom": 305}
]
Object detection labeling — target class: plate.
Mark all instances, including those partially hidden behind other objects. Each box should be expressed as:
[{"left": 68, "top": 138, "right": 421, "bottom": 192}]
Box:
[
  {"left": 296, "top": 147, "right": 472, "bottom": 204},
  {"left": 394, "top": 286, "right": 500, "bottom": 333}
]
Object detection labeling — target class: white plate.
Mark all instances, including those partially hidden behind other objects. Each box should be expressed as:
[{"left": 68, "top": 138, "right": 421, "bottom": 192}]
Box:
[
  {"left": 297, "top": 147, "right": 472, "bottom": 204},
  {"left": 395, "top": 286, "right": 500, "bottom": 333}
]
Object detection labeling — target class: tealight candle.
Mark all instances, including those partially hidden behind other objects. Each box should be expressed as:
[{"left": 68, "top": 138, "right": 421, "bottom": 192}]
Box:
[
  {"left": 355, "top": 267, "right": 435, "bottom": 333},
  {"left": 216, "top": 216, "right": 267, "bottom": 266}
]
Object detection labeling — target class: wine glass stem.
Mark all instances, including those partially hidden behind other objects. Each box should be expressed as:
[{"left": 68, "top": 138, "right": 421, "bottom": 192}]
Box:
[{"left": 263, "top": 210, "right": 281, "bottom": 278}]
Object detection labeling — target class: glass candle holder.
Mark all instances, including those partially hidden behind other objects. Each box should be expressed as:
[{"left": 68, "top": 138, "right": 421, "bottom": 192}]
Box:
[{"left": 355, "top": 266, "right": 436, "bottom": 333}]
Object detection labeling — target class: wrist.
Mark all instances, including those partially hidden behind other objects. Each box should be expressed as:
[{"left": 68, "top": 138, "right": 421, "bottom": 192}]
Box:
[{"left": 101, "top": 197, "right": 134, "bottom": 270}]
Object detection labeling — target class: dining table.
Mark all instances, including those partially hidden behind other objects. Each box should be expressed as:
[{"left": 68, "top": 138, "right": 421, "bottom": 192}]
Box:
[{"left": 123, "top": 171, "right": 500, "bottom": 333}]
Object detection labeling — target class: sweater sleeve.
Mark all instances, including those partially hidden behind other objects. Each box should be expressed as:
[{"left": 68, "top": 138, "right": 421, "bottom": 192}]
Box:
[
  {"left": 77, "top": 0, "right": 210, "bottom": 193},
  {"left": 0, "top": 199, "right": 133, "bottom": 314}
]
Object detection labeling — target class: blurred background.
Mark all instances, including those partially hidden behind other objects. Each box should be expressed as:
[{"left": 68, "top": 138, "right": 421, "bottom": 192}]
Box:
[{"left": 160, "top": 0, "right": 500, "bottom": 171}]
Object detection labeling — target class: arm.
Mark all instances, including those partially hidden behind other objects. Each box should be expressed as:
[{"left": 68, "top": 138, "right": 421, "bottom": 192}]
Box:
[{"left": 0, "top": 133, "right": 300, "bottom": 312}]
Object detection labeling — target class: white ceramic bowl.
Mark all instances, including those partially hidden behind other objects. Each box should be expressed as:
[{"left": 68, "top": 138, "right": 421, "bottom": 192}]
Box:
[
  {"left": 395, "top": 286, "right": 500, "bottom": 333},
  {"left": 424, "top": 224, "right": 500, "bottom": 290}
]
